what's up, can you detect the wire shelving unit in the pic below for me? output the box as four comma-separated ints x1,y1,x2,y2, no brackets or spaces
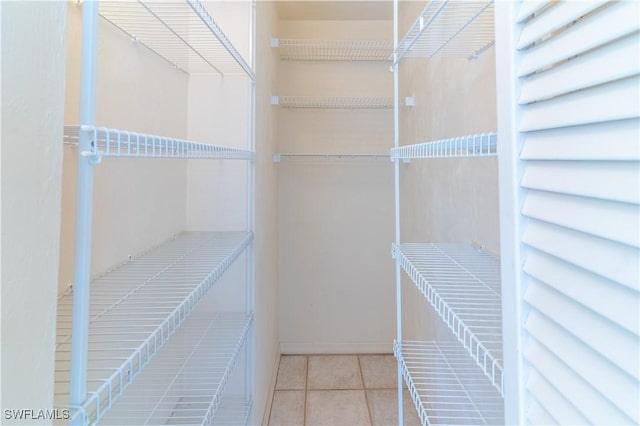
64,125,254,160
97,0,254,77
272,38,393,61
271,96,394,110
395,340,504,426
64,0,256,424
273,153,390,162
390,132,496,160
391,1,502,422
55,232,252,424
98,312,253,425
392,0,495,66
393,243,503,393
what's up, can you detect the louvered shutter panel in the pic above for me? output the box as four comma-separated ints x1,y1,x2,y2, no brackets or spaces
495,1,640,424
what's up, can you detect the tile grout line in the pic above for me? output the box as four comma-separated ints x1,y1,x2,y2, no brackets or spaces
267,355,283,426
358,354,375,426
304,355,309,426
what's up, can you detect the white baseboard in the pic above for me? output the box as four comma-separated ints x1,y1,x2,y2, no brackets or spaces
259,348,281,426
280,341,393,355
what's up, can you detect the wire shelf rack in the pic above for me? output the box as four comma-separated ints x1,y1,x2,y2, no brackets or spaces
211,399,252,426
273,38,393,61
395,340,504,425
54,231,253,425
97,0,254,78
273,153,391,162
393,0,495,66
98,312,253,425
271,96,394,110
64,125,254,160
393,243,503,394
390,132,497,161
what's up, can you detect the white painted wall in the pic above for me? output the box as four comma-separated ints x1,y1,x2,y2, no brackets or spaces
58,2,189,293
254,3,281,422
396,1,500,342
277,19,396,354
1,1,66,421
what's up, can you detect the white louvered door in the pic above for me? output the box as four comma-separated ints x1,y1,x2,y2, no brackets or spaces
495,1,639,424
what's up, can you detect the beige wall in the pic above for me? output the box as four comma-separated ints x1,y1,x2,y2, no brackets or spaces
254,2,281,423
1,1,67,420
397,1,500,341
277,19,396,353
58,2,189,293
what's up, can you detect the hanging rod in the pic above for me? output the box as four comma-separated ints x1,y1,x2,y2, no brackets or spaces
273,153,391,162
390,132,497,161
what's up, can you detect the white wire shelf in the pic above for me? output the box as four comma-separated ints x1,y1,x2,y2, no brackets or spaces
54,231,253,425
393,243,503,394
99,312,253,425
273,153,391,162
271,96,394,110
64,125,254,160
97,0,254,78
393,0,495,66
272,38,393,61
211,399,252,426
395,340,504,426
390,132,497,161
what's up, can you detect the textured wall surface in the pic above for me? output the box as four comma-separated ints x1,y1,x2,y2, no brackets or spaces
1,1,67,420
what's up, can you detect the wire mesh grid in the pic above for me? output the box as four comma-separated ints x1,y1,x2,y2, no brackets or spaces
97,0,253,77
274,96,394,109
273,153,391,162
276,39,393,61
64,125,254,160
54,231,252,424
211,399,252,426
390,133,497,160
394,0,495,65
395,340,504,425
98,312,253,425
393,243,503,394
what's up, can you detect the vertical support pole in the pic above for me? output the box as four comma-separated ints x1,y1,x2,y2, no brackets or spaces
70,0,98,423
245,0,257,419
494,2,524,423
393,0,403,425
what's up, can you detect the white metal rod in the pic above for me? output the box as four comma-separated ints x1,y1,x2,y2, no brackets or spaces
245,0,256,414
393,0,403,424
70,0,98,420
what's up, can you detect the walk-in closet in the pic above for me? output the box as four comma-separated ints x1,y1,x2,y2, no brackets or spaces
2,1,639,425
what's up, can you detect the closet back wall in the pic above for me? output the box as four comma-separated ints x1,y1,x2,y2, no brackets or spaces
59,2,189,292
277,19,395,353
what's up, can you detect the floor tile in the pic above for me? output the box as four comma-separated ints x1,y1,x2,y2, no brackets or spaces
307,355,363,389
276,355,307,390
366,389,421,426
268,391,305,426
306,390,371,426
359,354,397,389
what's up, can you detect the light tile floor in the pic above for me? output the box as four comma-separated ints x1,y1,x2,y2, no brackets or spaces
268,354,421,426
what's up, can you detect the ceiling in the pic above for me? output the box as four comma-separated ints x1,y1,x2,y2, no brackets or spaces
275,1,393,21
